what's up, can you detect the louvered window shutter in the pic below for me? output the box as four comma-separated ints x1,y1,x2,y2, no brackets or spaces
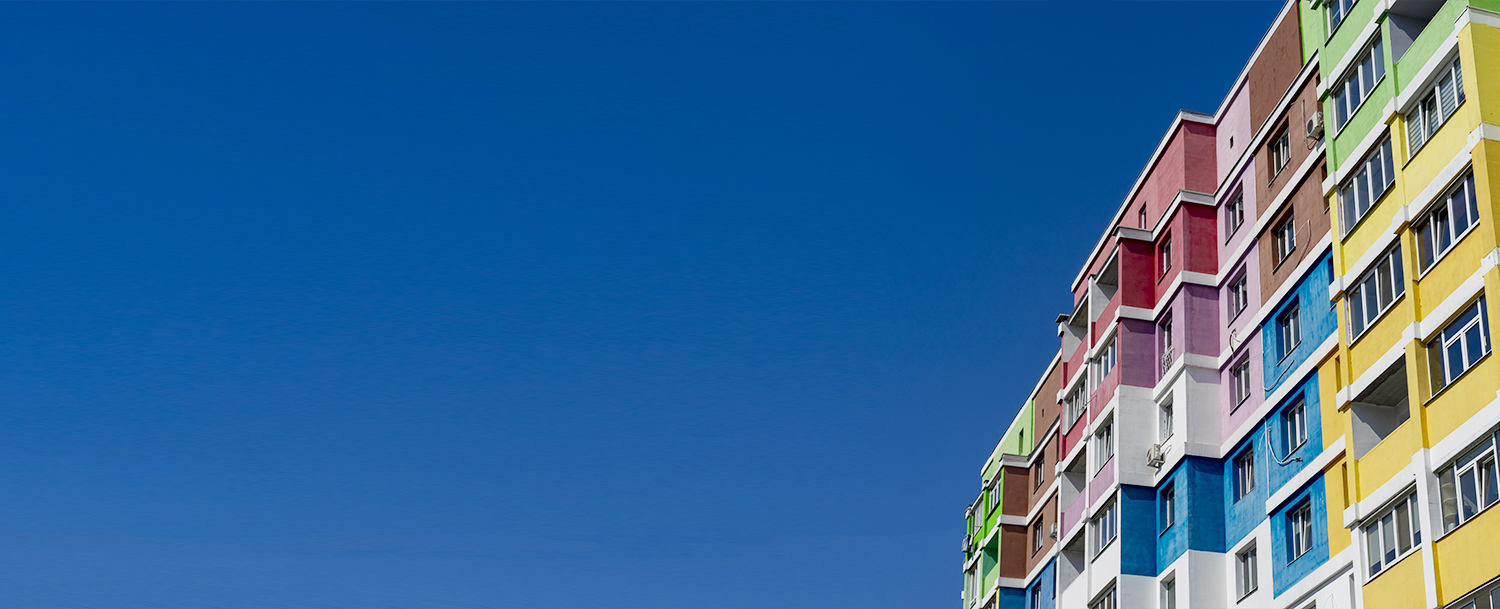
1408,110,1425,155
1439,73,1457,121
1456,61,1466,104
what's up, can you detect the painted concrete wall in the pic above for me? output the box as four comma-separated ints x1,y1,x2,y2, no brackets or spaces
1025,558,1056,609
1217,80,1253,184
1267,372,1324,495
1260,251,1336,395
1269,475,1329,596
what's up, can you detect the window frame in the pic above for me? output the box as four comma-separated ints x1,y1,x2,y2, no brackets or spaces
1271,127,1292,178
1364,492,1422,577
1094,419,1114,473
1439,429,1500,533
1234,448,1256,501
1228,272,1250,321
1032,518,1044,553
1415,172,1479,277
1231,358,1252,408
1427,296,1492,396
1273,215,1298,265
1338,136,1395,236
1235,543,1259,601
1160,400,1174,442
1160,483,1175,533
1226,191,1245,238
1347,243,1406,342
1326,0,1355,37
1288,500,1314,561
1283,398,1308,454
1090,498,1118,558
1331,36,1386,134
1277,303,1302,362
1406,57,1465,158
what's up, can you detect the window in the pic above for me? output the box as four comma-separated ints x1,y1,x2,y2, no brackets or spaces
1140,207,1147,229
1277,304,1301,361
1229,273,1249,320
987,480,999,515
1033,461,1043,490
1160,483,1175,532
1331,37,1386,131
1161,238,1173,275
1284,399,1308,453
1090,499,1118,557
1438,429,1500,532
1364,492,1421,576
1089,585,1117,609
1338,137,1395,234
1415,173,1479,272
1407,58,1465,155
1327,0,1354,33
1235,544,1259,600
966,567,980,607
1032,519,1043,553
1030,585,1041,609
1232,358,1252,407
1160,401,1174,441
1093,336,1118,386
1347,244,1405,339
1289,501,1314,560
1094,421,1114,472
1226,192,1245,236
1064,382,1088,428
1271,128,1291,176
1161,317,1175,374
1234,448,1256,501
1274,215,1297,264
1427,297,1491,393
1161,577,1177,609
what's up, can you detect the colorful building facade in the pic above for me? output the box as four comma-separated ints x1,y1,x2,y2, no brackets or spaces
962,1,1500,607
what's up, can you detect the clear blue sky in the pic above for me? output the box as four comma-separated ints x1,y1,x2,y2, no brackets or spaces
0,2,1282,607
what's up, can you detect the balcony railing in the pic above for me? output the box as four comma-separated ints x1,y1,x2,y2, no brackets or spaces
1160,346,1177,377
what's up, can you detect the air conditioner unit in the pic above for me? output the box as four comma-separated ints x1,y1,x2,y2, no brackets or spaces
1146,443,1165,468
1048,522,1058,539
1306,111,1325,141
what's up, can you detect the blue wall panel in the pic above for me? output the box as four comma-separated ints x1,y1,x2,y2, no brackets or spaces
1261,252,1336,395
998,586,1026,609
1186,456,1227,554
1266,372,1324,495
1270,475,1329,595
1121,484,1158,576
1027,558,1056,609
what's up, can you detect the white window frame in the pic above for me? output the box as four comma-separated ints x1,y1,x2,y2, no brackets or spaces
1347,243,1405,341
1274,215,1297,264
1226,191,1245,237
1406,57,1465,156
1160,400,1174,442
1232,358,1252,407
1234,448,1256,501
1271,127,1291,177
1094,419,1114,473
1338,137,1395,236
1428,296,1491,393
1289,500,1313,560
1161,237,1173,276
1235,543,1259,600
1364,492,1421,577
1326,0,1355,35
1229,272,1249,321
1331,36,1386,133
1439,429,1500,532
1416,173,1479,275
1090,498,1118,558
1089,584,1117,609
1277,304,1301,362
1161,575,1177,609
1160,483,1175,532
1284,398,1307,454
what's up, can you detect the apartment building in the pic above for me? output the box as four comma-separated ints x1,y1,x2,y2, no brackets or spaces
957,1,1500,607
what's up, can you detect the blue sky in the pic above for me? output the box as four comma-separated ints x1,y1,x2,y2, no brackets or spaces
0,2,1283,607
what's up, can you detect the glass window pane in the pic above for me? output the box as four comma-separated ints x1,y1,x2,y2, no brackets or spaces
1441,468,1459,530
1449,340,1466,382
1453,188,1472,234
1381,513,1397,563
1367,525,1383,575
1374,40,1386,80
1395,501,1412,554
1410,495,1422,543
1382,139,1395,187
1419,221,1435,268
1483,456,1498,509
1468,323,1487,371
1462,468,1480,520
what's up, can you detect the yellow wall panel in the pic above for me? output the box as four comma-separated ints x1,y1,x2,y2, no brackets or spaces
1363,550,1428,609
